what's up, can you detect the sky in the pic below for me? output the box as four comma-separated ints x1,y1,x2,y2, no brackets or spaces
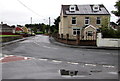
0,0,118,26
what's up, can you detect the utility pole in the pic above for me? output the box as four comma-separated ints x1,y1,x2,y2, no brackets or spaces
31,17,32,24
49,17,51,26
48,17,51,33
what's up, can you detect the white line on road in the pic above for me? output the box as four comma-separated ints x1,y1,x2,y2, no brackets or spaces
103,65,115,68
107,72,118,75
67,62,79,65
52,60,62,63
39,58,48,61
85,63,96,67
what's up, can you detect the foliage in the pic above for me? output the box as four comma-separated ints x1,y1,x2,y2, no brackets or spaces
0,35,20,37
111,0,120,25
24,16,60,35
49,16,60,34
25,23,49,34
100,27,120,38
54,16,60,31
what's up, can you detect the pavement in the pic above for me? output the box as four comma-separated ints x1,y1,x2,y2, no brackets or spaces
1,38,27,47
49,36,120,50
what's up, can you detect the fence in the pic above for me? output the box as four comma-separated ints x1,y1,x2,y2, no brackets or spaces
52,33,96,46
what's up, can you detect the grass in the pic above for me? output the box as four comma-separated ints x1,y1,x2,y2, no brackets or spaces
0,35,21,37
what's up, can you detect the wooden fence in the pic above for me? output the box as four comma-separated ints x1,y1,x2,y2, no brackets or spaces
52,33,96,46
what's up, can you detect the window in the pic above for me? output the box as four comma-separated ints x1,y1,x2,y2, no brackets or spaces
87,31,93,36
93,5,100,12
85,17,90,25
69,5,76,12
72,17,76,25
96,17,101,25
73,28,80,35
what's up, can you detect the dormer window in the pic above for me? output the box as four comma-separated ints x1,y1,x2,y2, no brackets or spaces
69,5,76,12
93,5,99,12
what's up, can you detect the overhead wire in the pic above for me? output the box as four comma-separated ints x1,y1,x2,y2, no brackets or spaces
17,0,42,17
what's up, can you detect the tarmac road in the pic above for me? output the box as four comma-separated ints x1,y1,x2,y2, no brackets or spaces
1,35,118,79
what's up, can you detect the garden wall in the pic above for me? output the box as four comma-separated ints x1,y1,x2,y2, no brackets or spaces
97,33,120,47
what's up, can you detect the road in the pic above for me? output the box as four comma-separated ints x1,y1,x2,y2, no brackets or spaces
1,35,118,79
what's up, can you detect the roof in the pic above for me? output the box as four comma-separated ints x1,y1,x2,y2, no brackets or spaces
61,4,110,15
15,27,23,31
0,24,13,29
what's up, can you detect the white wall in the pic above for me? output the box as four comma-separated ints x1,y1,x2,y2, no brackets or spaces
97,33,120,47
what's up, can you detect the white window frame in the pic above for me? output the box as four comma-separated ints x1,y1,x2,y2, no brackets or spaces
96,17,101,25
93,5,100,12
69,5,76,12
87,31,93,36
84,17,90,25
72,28,80,36
72,17,77,25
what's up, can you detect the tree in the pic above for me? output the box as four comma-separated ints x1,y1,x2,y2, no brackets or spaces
112,0,120,25
54,16,60,33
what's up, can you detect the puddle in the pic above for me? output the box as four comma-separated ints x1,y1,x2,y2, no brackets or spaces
59,69,91,77
59,69,78,76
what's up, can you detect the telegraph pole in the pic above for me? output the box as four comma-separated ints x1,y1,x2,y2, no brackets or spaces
31,17,32,24
48,17,51,33
49,17,51,26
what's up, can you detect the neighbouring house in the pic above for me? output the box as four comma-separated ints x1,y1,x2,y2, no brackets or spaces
59,4,110,40
21,27,29,33
110,22,119,30
15,27,23,34
0,22,15,35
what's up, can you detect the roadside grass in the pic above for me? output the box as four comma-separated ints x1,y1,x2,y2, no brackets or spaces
0,35,21,37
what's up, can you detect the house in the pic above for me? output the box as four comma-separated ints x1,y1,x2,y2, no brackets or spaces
110,22,119,30
0,22,15,35
59,4,110,40
21,27,29,33
15,27,23,34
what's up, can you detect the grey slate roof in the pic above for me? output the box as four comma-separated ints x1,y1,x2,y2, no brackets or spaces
62,4,110,15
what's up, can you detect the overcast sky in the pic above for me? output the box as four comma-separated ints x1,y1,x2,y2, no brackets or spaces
0,0,118,26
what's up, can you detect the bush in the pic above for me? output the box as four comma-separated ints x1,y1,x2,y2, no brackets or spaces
35,32,43,34
100,27,120,38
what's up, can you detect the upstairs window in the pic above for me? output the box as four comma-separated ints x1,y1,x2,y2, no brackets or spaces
85,17,90,25
96,17,101,25
69,5,76,12
72,17,76,25
93,5,100,12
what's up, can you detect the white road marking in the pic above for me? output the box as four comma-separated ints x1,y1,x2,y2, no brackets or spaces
108,72,118,75
9,55,14,56
67,62,79,65
85,64,96,67
52,60,62,63
103,65,115,68
24,57,28,60
0,57,4,60
39,58,48,61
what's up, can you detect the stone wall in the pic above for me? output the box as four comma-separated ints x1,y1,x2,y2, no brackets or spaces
97,33,120,47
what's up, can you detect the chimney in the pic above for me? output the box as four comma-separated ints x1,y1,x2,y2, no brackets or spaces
1,22,3,25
